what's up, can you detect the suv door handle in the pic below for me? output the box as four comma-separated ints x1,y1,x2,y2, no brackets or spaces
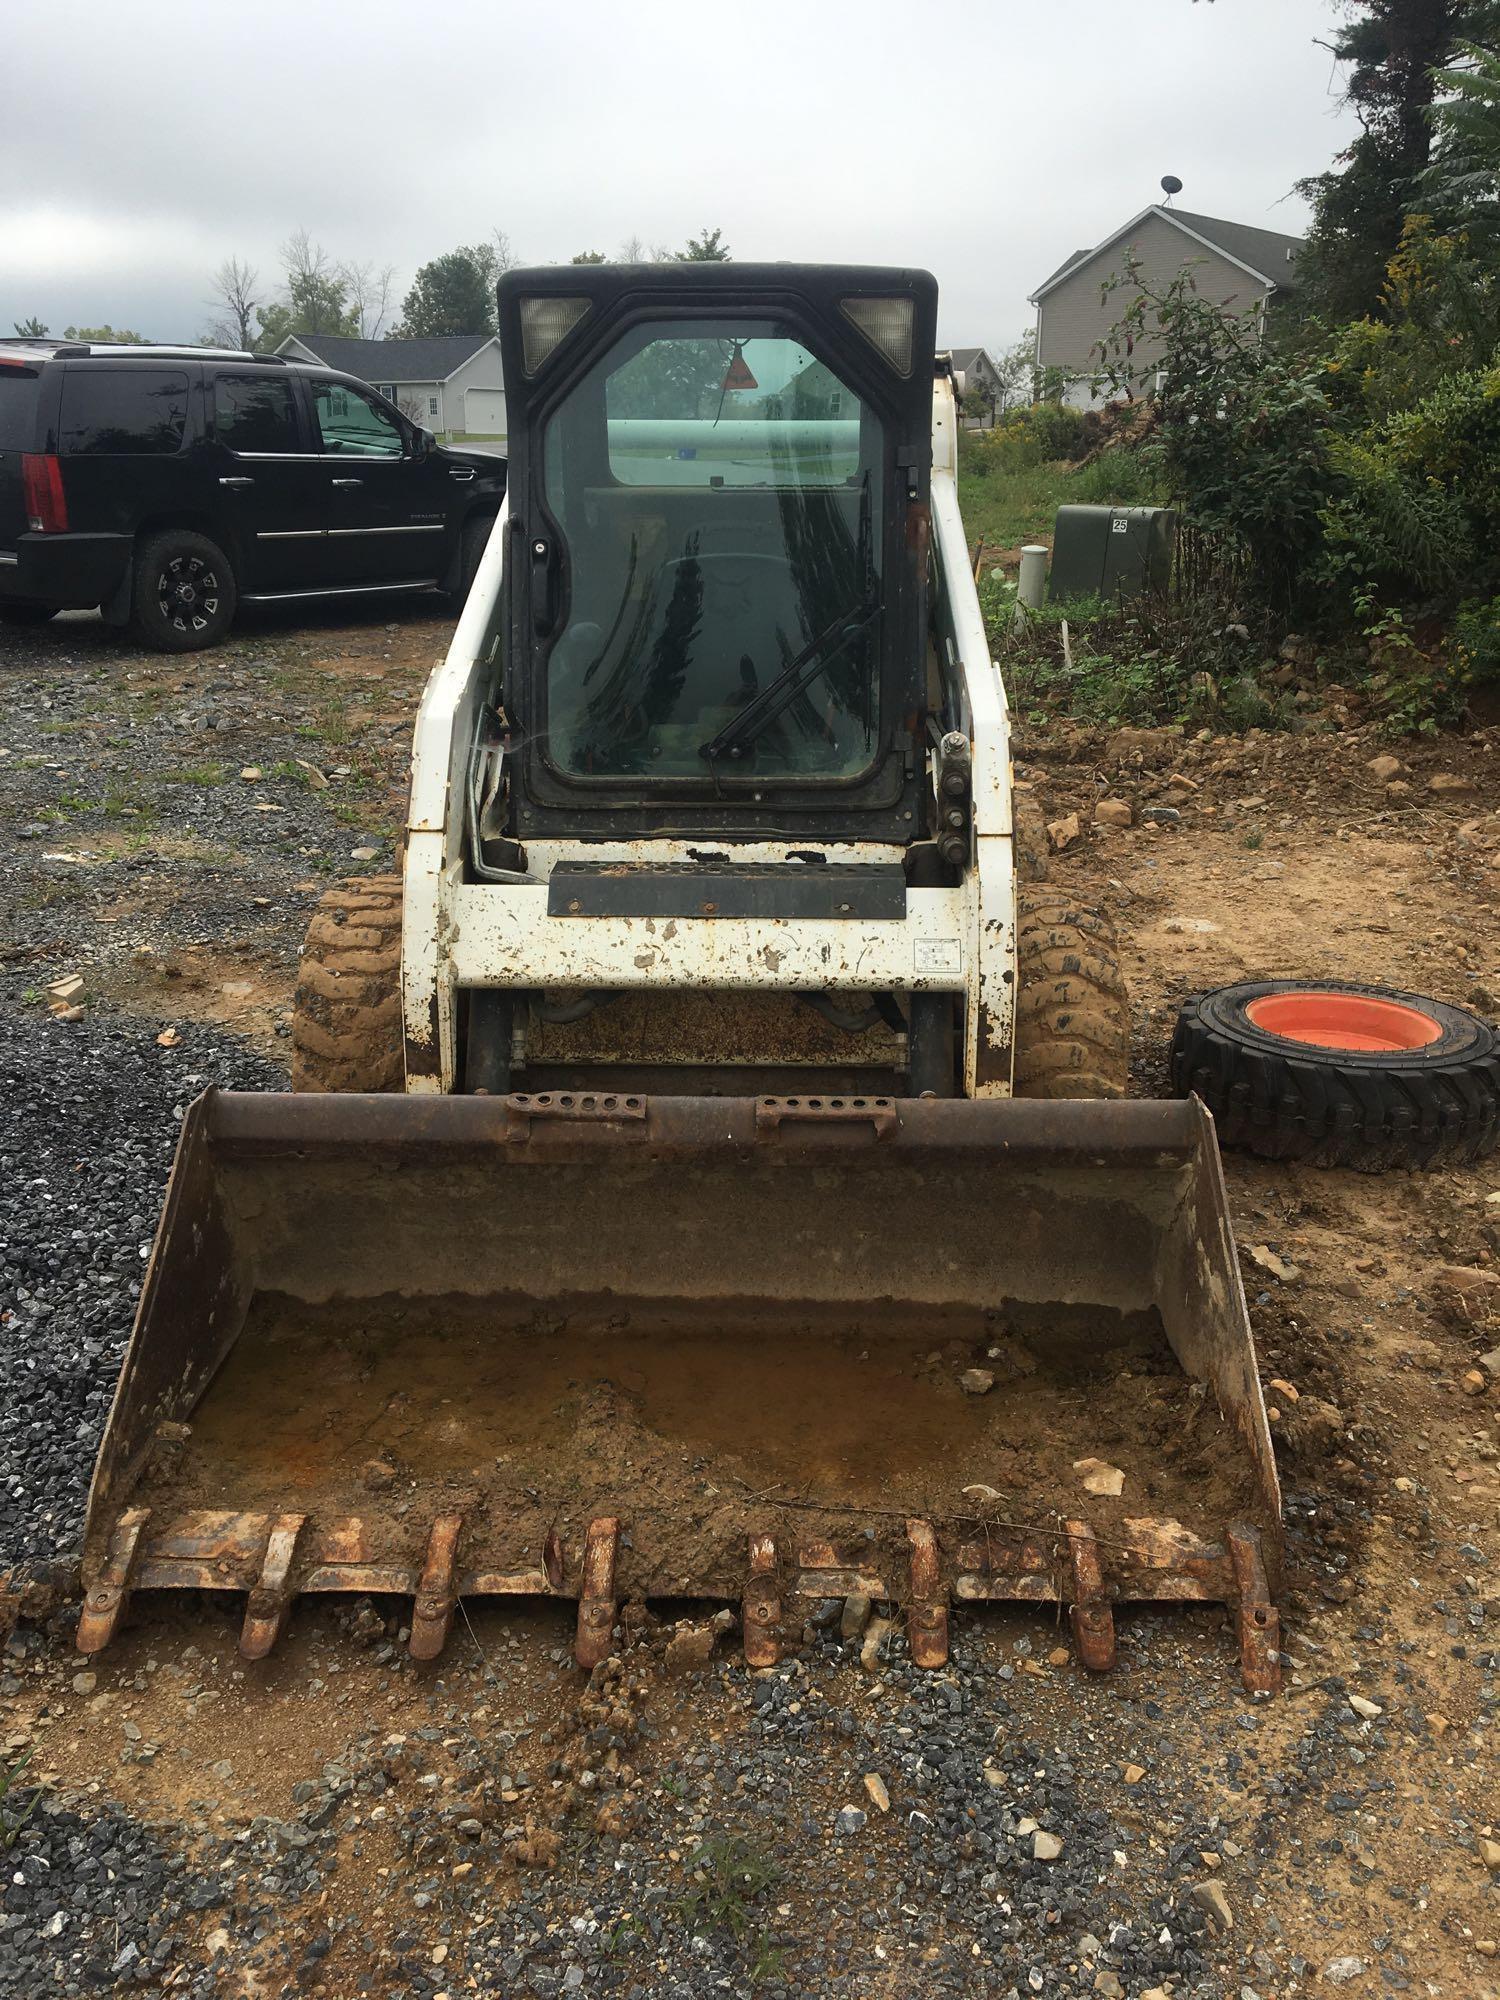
330,477,363,488
448,467,476,482
219,476,255,488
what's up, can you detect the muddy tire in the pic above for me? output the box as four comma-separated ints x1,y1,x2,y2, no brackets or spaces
291,876,405,1093
1012,790,1050,884
1170,979,1500,1170
1012,891,1130,1099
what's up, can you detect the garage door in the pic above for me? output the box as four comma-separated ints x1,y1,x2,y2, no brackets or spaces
464,388,507,437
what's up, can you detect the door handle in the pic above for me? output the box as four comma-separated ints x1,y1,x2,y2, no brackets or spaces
330,477,363,489
219,476,255,488
448,467,476,482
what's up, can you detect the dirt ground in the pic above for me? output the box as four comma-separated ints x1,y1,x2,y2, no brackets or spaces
2,607,1498,1997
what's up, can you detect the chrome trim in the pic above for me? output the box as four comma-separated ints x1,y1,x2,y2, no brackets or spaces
239,580,436,603
0,552,18,567
219,476,255,488
256,529,324,541
327,524,443,536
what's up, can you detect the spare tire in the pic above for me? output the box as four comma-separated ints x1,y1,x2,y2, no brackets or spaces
1170,979,1500,1170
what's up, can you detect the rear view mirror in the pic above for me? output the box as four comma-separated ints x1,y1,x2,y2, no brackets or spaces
412,426,437,458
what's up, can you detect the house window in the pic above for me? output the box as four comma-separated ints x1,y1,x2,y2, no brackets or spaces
429,396,439,417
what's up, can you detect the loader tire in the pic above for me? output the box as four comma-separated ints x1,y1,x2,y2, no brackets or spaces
1012,891,1130,1099
1012,790,1050,883
1170,979,1500,1171
291,876,405,1093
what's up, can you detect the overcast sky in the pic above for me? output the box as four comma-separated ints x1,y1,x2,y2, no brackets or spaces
4,0,1355,351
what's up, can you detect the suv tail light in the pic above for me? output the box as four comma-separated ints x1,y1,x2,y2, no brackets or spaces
22,453,68,533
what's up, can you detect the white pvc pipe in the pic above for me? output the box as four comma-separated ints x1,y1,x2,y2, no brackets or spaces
1016,545,1048,630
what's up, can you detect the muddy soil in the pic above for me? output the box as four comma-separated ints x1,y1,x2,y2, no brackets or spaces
2,614,1498,1998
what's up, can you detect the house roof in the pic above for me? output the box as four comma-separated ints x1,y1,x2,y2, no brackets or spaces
1029,206,1304,304
949,346,998,374
277,333,497,382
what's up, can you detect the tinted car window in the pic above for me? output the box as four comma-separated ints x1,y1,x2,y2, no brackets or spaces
215,373,301,453
0,367,40,451
59,368,189,456
312,381,404,457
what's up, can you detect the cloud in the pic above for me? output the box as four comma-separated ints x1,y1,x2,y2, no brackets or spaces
2,0,1354,346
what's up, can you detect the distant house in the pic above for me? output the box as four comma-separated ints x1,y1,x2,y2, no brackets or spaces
1029,206,1304,408
275,332,506,437
949,347,1006,422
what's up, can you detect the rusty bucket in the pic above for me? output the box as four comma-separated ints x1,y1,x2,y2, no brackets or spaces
79,1090,1280,1689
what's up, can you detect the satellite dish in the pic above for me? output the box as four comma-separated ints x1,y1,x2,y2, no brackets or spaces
1160,175,1183,200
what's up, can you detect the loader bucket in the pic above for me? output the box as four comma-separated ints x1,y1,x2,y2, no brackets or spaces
80,1091,1282,1691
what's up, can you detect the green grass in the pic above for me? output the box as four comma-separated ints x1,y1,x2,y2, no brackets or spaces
672,1835,780,1943
956,453,1164,554
160,762,229,786
1,1750,42,1849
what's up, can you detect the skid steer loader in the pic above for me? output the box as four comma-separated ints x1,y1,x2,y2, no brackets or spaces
77,265,1281,1690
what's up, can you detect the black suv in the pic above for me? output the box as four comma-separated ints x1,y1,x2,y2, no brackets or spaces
0,340,506,650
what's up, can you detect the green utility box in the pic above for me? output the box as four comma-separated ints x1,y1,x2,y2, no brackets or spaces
1049,504,1177,604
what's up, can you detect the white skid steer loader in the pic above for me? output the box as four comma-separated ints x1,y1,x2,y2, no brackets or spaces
76,265,1282,1692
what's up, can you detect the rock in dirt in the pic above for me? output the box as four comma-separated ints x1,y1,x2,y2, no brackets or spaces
1033,1830,1064,1862
840,1595,872,1640
860,1616,892,1670
1048,813,1082,853
362,1458,397,1493
1123,1763,1146,1785
863,1773,890,1814
1429,771,1475,793
961,1367,995,1395
1323,1957,1366,1984
1073,1457,1125,1498
1189,1880,1233,1930
1480,1345,1500,1380
1250,1243,1300,1283
1349,1695,1383,1719
1462,1369,1487,1395
1093,1975,1124,1999
1366,753,1403,782
835,1805,867,1835
1093,797,1132,828
1479,1836,1500,1872
663,1623,717,1675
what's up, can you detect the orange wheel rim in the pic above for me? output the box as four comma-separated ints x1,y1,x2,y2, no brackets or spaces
1245,991,1442,1053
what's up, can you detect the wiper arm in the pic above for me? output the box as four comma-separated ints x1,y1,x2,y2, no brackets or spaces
698,600,881,763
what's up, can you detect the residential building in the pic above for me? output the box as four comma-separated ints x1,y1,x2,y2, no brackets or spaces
1029,207,1304,407
275,332,506,438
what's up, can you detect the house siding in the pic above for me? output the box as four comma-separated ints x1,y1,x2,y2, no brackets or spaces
1036,212,1270,407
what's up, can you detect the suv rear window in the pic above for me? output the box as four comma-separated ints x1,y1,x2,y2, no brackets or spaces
0,368,40,452
215,373,301,454
59,368,190,456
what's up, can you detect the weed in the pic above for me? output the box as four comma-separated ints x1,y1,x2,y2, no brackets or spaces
1,1749,42,1849
1243,829,1264,850
160,763,228,786
672,1835,780,1944
27,873,89,910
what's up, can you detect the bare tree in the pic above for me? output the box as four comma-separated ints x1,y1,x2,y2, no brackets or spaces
203,257,260,349
344,259,398,339
490,228,520,275
618,233,646,263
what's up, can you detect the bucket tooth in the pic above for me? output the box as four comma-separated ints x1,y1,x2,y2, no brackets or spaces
743,1535,782,1668
1227,1524,1281,1695
1066,1522,1117,1673
238,1513,307,1660
905,1518,949,1668
575,1517,619,1670
409,1513,464,1661
76,1507,149,1655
